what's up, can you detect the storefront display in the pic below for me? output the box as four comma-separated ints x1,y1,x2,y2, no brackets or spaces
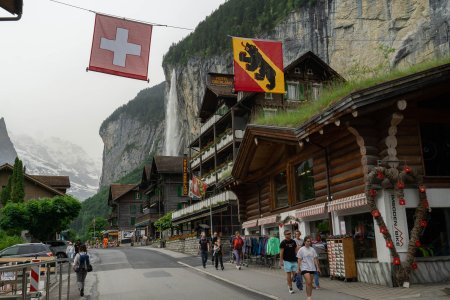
327,237,357,281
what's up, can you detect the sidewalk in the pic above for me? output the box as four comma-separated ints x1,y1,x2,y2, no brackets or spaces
142,246,450,300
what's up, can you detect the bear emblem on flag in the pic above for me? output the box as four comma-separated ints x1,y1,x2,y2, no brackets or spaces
239,42,276,90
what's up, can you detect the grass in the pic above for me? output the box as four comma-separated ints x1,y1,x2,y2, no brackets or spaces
254,56,450,128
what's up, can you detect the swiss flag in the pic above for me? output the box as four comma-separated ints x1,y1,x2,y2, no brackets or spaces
88,14,152,81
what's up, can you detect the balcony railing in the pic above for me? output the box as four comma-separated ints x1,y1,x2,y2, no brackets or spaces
201,114,221,135
172,190,237,220
216,131,233,152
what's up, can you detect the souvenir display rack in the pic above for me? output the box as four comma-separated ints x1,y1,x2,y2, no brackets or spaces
327,237,357,281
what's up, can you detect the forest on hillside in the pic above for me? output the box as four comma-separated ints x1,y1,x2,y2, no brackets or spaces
163,0,313,66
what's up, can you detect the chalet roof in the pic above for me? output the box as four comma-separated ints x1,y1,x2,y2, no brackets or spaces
0,163,66,196
294,62,450,142
284,51,344,81
109,184,137,202
199,73,236,121
233,62,450,181
232,126,297,181
29,175,70,188
154,156,184,174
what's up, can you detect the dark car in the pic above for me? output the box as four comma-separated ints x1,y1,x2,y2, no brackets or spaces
0,243,53,258
44,240,68,259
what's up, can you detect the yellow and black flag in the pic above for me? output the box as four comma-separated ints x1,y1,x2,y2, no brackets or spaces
232,37,285,94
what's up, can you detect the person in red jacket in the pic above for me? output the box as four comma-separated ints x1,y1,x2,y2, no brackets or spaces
232,231,244,270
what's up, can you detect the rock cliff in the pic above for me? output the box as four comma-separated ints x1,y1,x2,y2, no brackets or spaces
99,83,165,187
163,0,450,150
100,0,449,185
0,118,17,165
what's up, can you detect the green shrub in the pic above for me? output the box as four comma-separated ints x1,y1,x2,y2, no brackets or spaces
0,231,24,250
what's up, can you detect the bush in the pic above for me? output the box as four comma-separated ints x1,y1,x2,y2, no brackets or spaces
0,231,24,250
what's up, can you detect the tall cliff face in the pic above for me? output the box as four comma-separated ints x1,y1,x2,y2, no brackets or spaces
163,0,450,148
0,118,17,165
99,83,165,187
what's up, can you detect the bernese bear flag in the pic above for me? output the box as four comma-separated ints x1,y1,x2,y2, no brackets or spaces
232,37,284,94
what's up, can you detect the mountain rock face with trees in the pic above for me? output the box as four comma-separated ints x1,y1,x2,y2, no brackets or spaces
98,0,450,186
162,0,450,154
0,118,17,165
99,82,165,187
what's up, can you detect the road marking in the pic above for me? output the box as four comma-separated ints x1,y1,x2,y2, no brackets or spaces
177,261,280,300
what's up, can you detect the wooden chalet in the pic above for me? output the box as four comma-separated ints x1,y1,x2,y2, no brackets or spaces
232,62,450,286
107,183,146,240
0,163,68,206
139,156,189,238
172,52,343,237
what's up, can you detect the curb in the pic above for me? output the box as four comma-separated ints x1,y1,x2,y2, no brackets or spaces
177,261,280,300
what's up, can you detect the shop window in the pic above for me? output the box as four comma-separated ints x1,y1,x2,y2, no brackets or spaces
406,208,450,257
294,159,315,203
273,170,288,208
344,213,376,259
420,123,450,176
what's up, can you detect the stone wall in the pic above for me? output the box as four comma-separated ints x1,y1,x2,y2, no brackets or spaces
166,236,232,257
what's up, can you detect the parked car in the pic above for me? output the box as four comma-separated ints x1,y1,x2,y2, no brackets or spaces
0,243,53,258
44,240,68,259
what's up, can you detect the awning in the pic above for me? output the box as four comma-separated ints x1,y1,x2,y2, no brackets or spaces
242,219,258,228
172,206,228,225
295,203,327,218
328,193,367,212
258,215,279,226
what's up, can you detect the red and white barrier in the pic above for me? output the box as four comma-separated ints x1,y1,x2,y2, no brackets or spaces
29,259,40,292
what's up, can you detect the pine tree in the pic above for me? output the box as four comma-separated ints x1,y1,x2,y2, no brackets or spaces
10,157,25,203
0,176,12,206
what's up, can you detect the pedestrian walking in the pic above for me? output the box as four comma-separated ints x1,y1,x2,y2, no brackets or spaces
74,240,81,254
211,232,218,265
66,242,75,262
279,229,298,294
213,237,224,270
297,236,321,300
232,231,244,270
293,230,304,288
198,232,210,268
73,244,91,297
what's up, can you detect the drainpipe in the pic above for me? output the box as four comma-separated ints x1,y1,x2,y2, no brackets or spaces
309,141,334,235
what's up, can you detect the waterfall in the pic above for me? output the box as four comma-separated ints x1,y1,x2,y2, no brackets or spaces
164,70,180,156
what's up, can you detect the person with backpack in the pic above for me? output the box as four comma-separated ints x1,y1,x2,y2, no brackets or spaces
232,231,244,270
73,244,91,297
213,237,224,270
198,232,210,268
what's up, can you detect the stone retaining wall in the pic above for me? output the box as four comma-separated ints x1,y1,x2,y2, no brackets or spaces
166,236,232,257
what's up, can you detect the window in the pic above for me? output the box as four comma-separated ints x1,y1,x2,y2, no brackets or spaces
311,83,322,100
130,217,136,226
294,159,315,203
273,170,288,208
130,205,137,214
420,123,450,176
406,208,450,257
264,92,273,99
135,192,142,200
262,107,277,118
286,82,304,101
344,213,376,259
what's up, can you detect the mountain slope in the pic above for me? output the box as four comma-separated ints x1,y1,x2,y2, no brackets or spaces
0,118,18,165
10,133,101,200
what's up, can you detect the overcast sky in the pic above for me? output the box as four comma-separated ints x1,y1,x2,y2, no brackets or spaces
0,0,226,160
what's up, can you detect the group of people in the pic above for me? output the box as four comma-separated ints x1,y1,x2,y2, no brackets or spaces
199,230,320,300
280,229,320,300
65,240,92,297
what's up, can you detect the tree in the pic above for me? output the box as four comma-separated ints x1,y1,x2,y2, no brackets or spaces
0,202,29,235
11,158,25,203
88,217,108,240
0,176,12,206
0,195,82,241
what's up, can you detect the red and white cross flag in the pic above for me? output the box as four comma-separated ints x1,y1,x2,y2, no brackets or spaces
88,14,152,81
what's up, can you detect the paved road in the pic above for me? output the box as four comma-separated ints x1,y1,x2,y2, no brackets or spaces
52,247,269,299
